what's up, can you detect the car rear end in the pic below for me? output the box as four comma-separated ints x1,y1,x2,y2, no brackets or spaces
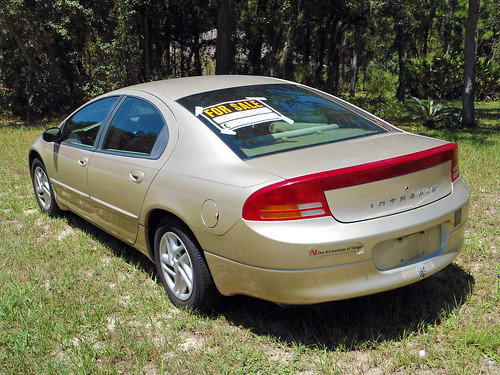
200,135,469,304
174,79,470,305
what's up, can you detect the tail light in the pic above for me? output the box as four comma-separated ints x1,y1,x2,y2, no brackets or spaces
320,143,460,190
451,146,460,182
242,178,331,221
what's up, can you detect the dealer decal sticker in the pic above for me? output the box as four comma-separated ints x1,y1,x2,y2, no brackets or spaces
195,98,294,134
308,242,364,259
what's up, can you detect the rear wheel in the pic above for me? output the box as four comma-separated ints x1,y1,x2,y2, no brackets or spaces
154,218,221,310
30,158,61,217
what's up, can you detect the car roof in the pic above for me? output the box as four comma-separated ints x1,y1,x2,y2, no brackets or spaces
111,75,291,101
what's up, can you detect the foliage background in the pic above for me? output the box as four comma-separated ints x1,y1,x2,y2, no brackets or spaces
0,0,499,118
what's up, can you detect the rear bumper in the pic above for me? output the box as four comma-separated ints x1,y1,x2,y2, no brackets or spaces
205,246,463,305
197,178,470,304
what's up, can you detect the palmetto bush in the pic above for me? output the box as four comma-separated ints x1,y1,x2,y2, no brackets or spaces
404,97,461,128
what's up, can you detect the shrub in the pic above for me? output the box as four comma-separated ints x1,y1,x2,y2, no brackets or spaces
476,57,500,100
404,97,461,128
407,53,464,100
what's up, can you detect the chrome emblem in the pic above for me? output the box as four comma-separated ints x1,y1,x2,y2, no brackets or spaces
370,185,437,208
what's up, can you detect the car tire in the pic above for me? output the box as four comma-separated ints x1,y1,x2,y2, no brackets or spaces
154,218,221,310
30,158,61,217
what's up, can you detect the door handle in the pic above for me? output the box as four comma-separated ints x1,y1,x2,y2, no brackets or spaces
78,157,89,167
130,169,145,183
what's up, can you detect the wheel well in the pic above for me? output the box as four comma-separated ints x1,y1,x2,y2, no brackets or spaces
29,151,42,170
146,209,202,260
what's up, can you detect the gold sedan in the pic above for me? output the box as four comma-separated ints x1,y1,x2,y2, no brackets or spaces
29,76,470,310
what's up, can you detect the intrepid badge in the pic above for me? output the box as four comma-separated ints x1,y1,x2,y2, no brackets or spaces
370,185,437,208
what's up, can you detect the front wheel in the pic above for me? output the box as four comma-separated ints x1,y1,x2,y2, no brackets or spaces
153,218,221,310
30,158,61,217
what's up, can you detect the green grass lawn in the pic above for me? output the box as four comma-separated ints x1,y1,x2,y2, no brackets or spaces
0,103,498,374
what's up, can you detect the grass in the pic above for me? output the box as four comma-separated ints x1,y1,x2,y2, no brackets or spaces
0,102,499,374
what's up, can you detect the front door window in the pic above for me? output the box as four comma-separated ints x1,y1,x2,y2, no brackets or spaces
62,97,120,147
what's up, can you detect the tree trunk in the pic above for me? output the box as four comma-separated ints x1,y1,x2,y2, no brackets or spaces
325,16,342,94
125,59,140,84
326,31,341,94
350,22,363,97
462,0,480,128
216,0,233,75
442,0,456,54
193,41,202,76
421,1,437,57
314,25,327,86
180,43,185,77
143,12,151,82
279,4,303,80
278,22,294,79
339,31,347,88
4,16,39,74
395,21,407,102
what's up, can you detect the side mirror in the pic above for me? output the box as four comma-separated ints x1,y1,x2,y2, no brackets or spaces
42,127,62,143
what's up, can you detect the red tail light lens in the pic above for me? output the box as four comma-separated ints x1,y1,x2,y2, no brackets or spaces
451,146,460,182
242,178,331,221
320,143,460,190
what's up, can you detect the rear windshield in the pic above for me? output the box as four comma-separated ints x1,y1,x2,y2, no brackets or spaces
177,84,388,159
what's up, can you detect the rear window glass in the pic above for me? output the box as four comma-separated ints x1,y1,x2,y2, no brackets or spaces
177,84,388,159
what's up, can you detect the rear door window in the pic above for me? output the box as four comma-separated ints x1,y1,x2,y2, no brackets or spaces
102,97,168,158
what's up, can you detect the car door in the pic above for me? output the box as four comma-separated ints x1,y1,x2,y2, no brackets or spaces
49,96,120,217
87,95,170,244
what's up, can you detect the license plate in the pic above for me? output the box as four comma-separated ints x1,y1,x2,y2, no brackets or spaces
372,226,441,270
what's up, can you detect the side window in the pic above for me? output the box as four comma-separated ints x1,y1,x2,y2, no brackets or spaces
102,97,167,156
62,97,119,147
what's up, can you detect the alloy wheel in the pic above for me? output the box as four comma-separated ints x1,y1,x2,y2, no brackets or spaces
34,166,52,211
159,231,194,301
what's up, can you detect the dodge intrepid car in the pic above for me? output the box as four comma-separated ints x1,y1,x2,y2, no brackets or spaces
29,75,470,309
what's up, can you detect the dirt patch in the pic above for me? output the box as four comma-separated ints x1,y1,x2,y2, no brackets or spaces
179,331,204,352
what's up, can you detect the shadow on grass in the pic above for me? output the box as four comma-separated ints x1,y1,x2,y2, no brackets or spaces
64,212,157,274
214,264,474,350
476,104,500,125
64,212,475,352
